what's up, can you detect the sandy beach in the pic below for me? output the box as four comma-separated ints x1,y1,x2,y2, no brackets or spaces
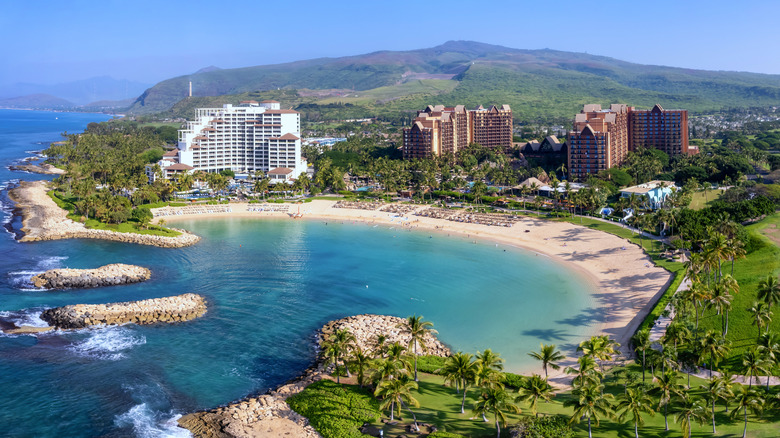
155,200,672,385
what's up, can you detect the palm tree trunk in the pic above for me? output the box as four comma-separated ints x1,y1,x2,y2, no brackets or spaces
712,400,716,433
390,401,394,421
635,420,639,438
461,384,467,413
588,416,592,438
495,414,501,438
400,399,419,431
413,341,419,381
642,351,646,383
743,406,748,438
664,404,669,430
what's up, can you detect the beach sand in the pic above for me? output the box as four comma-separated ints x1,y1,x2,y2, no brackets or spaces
156,200,672,386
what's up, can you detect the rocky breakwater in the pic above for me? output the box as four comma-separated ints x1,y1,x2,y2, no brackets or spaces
178,314,451,438
40,293,207,329
31,263,151,289
320,314,451,357
8,180,200,248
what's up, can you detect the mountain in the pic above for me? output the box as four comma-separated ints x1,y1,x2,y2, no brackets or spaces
0,76,151,106
0,93,75,109
128,41,780,119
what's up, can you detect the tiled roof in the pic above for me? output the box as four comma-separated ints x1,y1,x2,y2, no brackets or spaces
267,167,293,175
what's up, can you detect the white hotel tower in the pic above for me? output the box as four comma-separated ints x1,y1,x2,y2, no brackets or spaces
175,100,307,180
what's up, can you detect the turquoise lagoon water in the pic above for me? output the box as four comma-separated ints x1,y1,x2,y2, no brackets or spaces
0,110,599,437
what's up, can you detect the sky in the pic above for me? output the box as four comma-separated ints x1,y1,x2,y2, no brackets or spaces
1,0,779,88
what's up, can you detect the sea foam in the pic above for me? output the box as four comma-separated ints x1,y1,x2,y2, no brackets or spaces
68,326,146,361
7,255,68,290
115,403,191,438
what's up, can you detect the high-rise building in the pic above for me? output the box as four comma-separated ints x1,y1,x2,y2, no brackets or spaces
629,104,691,156
567,103,690,181
169,100,307,179
402,104,512,159
568,104,631,180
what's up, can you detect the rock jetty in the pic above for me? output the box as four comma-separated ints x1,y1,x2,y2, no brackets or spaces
177,314,450,437
9,180,200,248
320,314,451,357
40,293,207,329
9,163,65,175
31,263,151,289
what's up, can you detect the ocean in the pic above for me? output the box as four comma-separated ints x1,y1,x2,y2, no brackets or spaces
0,109,597,437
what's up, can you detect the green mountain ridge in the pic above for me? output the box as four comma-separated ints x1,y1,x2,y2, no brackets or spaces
129,40,780,120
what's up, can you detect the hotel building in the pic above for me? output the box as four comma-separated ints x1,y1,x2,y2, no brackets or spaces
402,104,512,159
154,100,307,181
567,103,690,181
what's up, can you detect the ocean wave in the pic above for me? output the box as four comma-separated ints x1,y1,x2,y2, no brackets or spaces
0,178,20,230
0,308,49,328
115,403,191,438
68,326,146,361
7,255,68,289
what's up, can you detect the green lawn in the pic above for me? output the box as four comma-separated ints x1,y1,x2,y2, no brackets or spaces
688,189,724,210
306,367,780,438
697,213,780,367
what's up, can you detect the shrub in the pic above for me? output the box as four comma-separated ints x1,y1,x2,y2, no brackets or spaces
287,380,380,438
510,415,574,438
501,372,525,389
428,432,467,438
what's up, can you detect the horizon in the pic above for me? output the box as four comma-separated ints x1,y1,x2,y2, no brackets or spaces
2,0,779,91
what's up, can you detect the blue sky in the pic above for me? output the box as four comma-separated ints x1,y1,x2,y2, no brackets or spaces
1,0,778,86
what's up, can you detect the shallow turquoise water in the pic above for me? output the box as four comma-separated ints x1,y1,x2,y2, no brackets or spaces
0,110,598,437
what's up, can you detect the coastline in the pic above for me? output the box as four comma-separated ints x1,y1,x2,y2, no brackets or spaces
156,200,672,384
8,180,200,248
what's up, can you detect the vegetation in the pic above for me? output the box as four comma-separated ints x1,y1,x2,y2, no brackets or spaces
286,380,380,438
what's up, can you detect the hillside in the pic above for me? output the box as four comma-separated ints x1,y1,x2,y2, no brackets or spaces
0,93,75,109
0,76,150,106
129,41,780,120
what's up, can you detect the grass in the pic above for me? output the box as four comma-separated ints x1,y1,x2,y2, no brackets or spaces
688,189,724,210
696,213,780,367
321,366,780,438
48,191,180,237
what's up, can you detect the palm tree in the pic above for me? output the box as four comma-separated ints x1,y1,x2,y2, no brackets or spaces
699,329,730,378
564,381,614,438
729,386,764,438
689,281,710,330
371,358,406,384
350,347,374,388
566,355,603,387
719,274,740,336
322,328,356,384
716,371,736,413
374,376,420,423
709,280,734,337
757,275,780,309
615,386,655,438
398,315,436,381
439,352,477,414
741,348,772,388
631,328,651,383
651,370,684,431
674,393,708,438
473,387,520,438
700,376,727,433
578,335,620,372
757,331,780,385
528,344,565,381
747,301,772,338
516,374,554,417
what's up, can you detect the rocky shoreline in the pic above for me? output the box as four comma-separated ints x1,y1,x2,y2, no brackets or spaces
40,293,207,329
9,163,65,175
31,263,151,289
8,180,200,248
177,314,451,438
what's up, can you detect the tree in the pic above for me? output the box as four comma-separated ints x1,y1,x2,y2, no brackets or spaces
350,347,374,388
564,381,613,438
439,352,477,413
321,328,356,384
673,394,708,438
700,376,728,433
699,330,730,378
615,386,655,438
651,370,684,431
748,301,772,338
374,376,420,424
741,348,772,388
516,374,554,417
729,386,764,438
631,328,651,383
473,387,520,438
528,344,565,381
565,355,603,388
757,275,780,309
398,315,436,381
577,335,620,372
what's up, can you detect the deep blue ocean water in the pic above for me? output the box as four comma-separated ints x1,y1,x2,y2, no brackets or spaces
0,109,598,437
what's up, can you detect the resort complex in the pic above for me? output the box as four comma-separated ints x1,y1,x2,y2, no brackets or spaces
567,103,691,180
148,100,307,181
402,104,513,159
